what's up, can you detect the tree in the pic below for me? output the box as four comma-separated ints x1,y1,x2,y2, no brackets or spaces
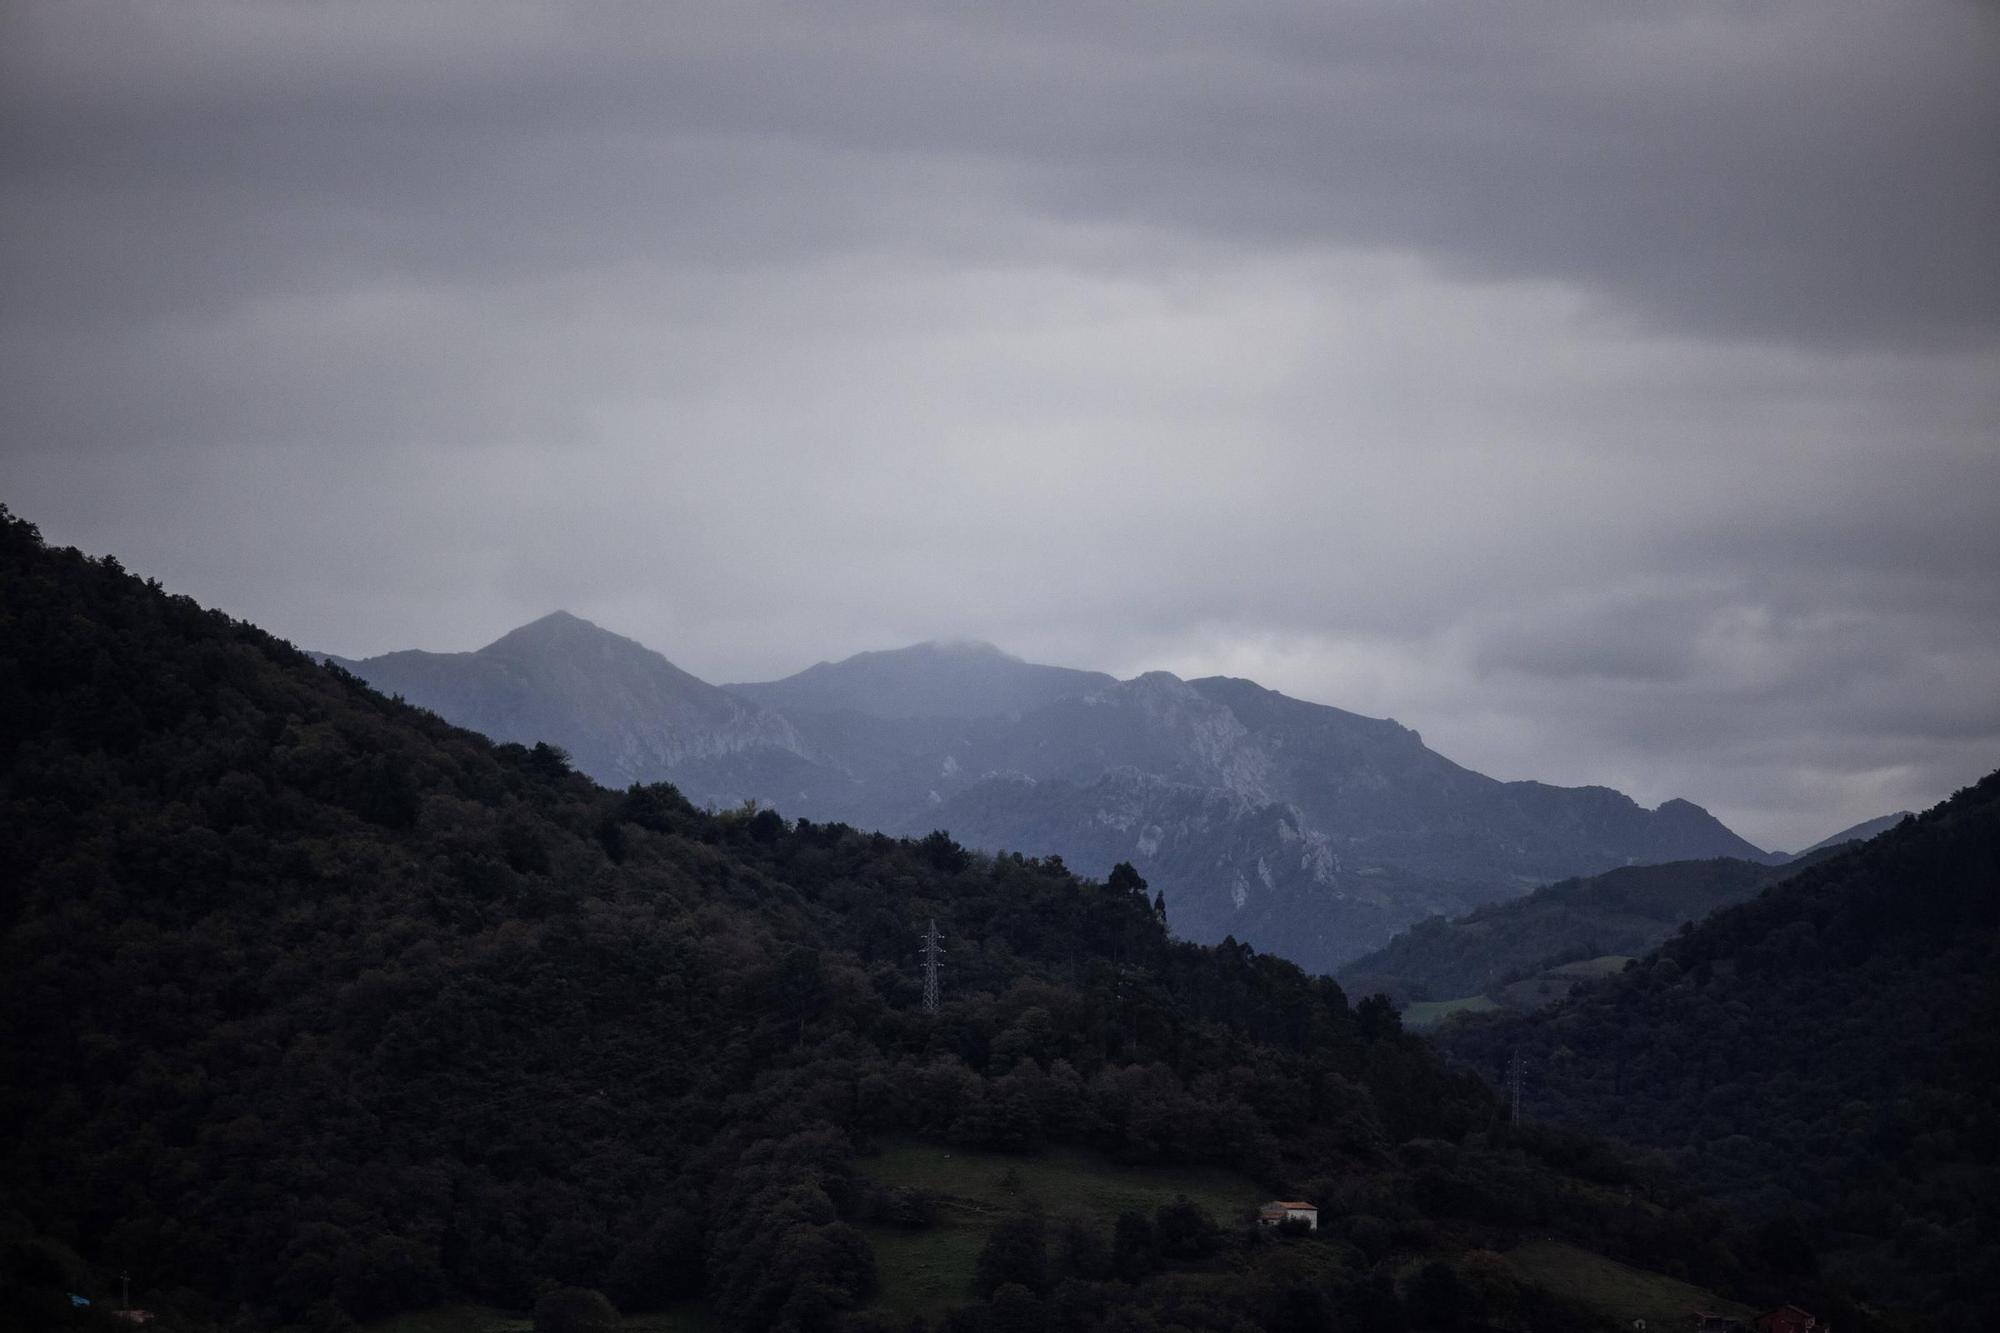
527,742,574,780
974,1213,1049,1298
1108,862,1148,897
1404,1261,1464,1330
533,1286,619,1333
1153,1195,1219,1262
1356,993,1402,1042
1112,1210,1156,1282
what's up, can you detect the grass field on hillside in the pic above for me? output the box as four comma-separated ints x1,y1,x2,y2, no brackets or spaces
363,1146,1261,1329
1403,993,1500,1028
1405,957,1633,1028
1498,955,1636,1011
359,1301,715,1333
857,1140,1264,1318
1498,976,1574,1008
1548,955,1633,979
359,1307,528,1333
1506,1239,1752,1328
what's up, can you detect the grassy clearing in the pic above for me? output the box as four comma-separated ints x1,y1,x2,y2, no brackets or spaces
1548,955,1633,979
1506,1239,1752,1328
1497,955,1636,1011
619,1307,718,1332
857,1139,1263,1317
358,1307,529,1333
862,1222,991,1319
358,1301,715,1333
1402,994,1500,1028
1498,976,1573,1008
363,1146,1255,1329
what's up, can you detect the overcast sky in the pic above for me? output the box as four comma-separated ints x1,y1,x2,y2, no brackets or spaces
5,2,1997,851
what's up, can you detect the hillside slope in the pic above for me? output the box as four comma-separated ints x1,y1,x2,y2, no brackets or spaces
1440,774,2000,1328
1337,857,1799,1006
1788,811,1914,859
0,506,1814,1332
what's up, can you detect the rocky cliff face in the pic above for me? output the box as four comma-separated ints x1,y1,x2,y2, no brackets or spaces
333,616,1772,972
924,766,1513,974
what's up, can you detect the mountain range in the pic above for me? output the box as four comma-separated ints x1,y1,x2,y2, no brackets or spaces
330,612,1776,971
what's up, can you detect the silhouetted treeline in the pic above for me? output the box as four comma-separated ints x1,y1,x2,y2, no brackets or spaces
0,506,1813,1331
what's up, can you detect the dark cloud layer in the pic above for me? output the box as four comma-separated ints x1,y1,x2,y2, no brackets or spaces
4,1,1997,850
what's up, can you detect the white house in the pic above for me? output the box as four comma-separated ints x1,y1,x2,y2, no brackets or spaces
1257,1199,1319,1230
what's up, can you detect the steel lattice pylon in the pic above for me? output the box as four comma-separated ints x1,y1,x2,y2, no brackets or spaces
921,918,945,1013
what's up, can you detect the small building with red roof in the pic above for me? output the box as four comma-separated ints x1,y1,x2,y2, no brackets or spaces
1754,1307,1820,1333
1257,1199,1319,1230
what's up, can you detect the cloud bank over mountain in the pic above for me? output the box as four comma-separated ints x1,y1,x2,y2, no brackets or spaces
5,1,1996,849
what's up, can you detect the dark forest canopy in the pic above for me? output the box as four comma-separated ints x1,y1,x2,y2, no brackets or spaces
0,505,1906,1332
1442,771,2000,1330
1338,857,1806,1008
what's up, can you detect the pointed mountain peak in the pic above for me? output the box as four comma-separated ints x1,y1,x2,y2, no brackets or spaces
467,613,734,698
478,610,651,659
485,609,598,641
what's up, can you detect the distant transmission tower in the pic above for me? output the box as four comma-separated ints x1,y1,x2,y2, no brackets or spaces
1507,1048,1527,1124
921,919,945,1013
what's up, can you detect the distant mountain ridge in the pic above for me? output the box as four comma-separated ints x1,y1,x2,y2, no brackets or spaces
728,639,1114,719
326,611,805,787
332,612,1775,971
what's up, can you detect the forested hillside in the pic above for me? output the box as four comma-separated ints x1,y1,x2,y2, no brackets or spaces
1338,858,1802,1008
0,505,1827,1332
1443,775,2000,1330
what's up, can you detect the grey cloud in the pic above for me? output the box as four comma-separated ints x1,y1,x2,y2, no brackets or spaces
5,2,1996,348
3,0,1996,853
